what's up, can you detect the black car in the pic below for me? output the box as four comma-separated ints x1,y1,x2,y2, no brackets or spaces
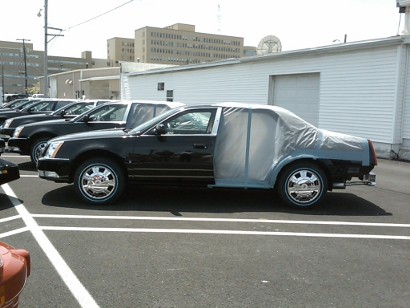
0,138,5,154
0,100,99,139
8,100,184,164
0,98,38,112
0,139,20,185
37,103,377,209
0,99,77,127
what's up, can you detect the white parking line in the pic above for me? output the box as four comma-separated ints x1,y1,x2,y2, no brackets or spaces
31,214,410,228
0,155,30,158
40,226,410,240
2,184,100,308
0,226,29,238
0,215,21,223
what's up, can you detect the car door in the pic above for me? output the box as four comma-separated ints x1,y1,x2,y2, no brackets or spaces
128,107,220,185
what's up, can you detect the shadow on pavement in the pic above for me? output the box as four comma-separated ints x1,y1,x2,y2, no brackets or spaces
40,184,391,217
0,193,16,211
17,161,36,172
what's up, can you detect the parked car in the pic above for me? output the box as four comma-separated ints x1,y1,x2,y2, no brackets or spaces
0,100,98,139
1,139,20,185
0,242,30,307
0,98,38,111
37,103,377,209
0,138,5,154
8,100,184,164
0,99,77,127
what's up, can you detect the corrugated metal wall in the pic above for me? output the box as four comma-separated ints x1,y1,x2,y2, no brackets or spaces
124,43,406,146
402,46,410,140
318,48,398,143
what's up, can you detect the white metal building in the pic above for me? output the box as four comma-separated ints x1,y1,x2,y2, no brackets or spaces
121,35,410,160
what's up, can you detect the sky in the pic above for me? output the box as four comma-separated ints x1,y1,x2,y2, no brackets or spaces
0,0,404,59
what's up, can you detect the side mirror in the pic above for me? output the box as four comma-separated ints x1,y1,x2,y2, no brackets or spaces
60,109,66,117
154,123,167,135
82,114,90,122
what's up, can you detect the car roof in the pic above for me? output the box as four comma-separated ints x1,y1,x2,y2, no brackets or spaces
177,102,312,125
127,100,185,108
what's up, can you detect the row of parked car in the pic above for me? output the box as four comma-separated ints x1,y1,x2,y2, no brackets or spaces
0,97,377,209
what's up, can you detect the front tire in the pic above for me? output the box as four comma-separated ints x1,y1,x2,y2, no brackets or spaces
30,137,50,164
74,158,125,205
277,162,328,209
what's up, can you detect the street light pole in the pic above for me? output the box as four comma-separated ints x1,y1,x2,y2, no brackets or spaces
17,38,30,95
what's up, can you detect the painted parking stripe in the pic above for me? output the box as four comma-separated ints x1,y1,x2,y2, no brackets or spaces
0,215,21,223
32,214,410,228
0,226,29,238
41,226,410,240
2,184,99,308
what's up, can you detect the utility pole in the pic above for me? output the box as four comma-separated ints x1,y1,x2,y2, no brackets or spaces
42,0,63,97
1,66,4,103
17,38,31,95
43,0,48,97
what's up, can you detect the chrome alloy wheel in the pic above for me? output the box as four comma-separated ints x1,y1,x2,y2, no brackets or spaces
285,169,322,205
80,164,117,200
31,139,49,164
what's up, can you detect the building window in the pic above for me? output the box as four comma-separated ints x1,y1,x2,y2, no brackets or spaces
166,90,173,102
157,82,164,91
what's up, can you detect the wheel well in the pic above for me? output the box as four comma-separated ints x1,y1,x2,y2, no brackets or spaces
69,150,128,182
30,133,56,147
275,159,332,191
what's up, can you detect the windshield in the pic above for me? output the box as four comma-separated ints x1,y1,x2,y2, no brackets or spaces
8,99,33,109
128,107,183,134
3,99,29,108
16,100,39,110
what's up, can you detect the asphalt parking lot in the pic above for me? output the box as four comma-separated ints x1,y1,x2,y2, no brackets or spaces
1,153,410,307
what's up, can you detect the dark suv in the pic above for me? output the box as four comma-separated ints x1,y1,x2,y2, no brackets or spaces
8,100,184,164
0,100,100,139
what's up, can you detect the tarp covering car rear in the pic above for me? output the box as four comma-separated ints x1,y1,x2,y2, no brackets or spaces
213,104,370,188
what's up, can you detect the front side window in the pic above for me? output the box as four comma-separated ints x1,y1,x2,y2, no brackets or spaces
29,101,54,112
88,105,127,122
161,110,215,135
65,104,95,115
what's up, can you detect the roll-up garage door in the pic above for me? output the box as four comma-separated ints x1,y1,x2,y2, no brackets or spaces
270,73,320,126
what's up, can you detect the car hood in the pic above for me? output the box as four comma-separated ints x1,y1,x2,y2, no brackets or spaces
20,118,69,127
0,110,21,116
7,113,56,123
51,128,127,143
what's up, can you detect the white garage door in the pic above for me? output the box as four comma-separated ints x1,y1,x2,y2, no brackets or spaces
270,73,320,126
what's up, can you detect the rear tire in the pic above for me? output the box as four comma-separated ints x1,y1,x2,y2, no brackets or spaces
277,162,328,209
74,158,125,205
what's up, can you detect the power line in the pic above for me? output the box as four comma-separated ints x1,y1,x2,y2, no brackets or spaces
65,0,136,31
